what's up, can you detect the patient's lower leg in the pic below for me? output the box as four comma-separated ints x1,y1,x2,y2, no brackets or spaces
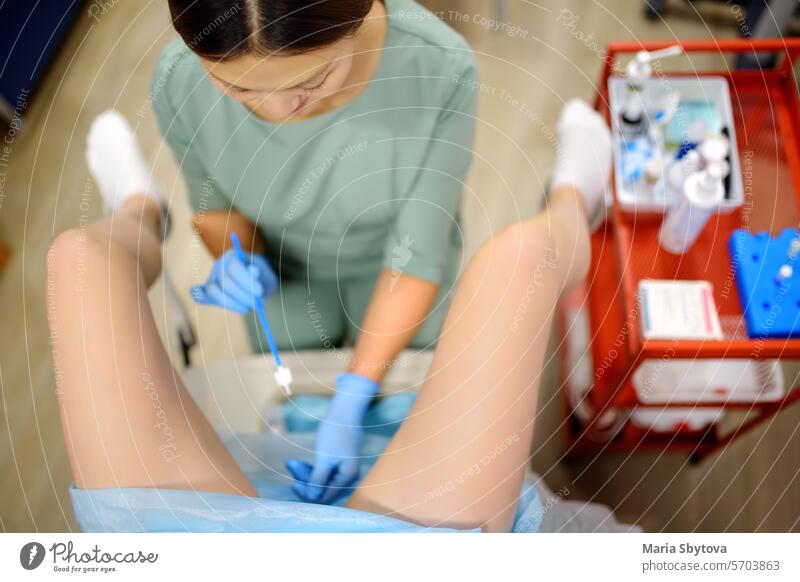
47,115,255,495
349,100,610,531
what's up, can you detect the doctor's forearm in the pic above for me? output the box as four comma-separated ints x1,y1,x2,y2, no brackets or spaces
192,210,265,258
348,269,439,383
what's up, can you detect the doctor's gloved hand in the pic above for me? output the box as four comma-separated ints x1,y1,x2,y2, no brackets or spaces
285,373,379,505
191,249,277,314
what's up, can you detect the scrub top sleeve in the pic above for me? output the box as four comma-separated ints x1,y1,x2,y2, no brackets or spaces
152,68,231,214
382,56,479,285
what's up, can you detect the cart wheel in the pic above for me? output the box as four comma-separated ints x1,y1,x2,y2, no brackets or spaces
644,0,666,21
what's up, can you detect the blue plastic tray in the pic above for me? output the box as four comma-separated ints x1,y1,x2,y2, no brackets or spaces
729,228,800,338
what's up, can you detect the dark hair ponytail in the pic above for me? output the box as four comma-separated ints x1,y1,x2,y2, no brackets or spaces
168,0,374,61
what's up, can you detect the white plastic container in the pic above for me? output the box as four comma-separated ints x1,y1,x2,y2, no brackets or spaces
630,408,724,433
609,76,744,213
632,358,784,404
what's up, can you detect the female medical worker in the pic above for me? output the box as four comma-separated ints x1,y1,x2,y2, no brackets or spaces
152,0,477,503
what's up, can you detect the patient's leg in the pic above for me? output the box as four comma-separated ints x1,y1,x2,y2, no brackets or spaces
48,115,255,496
348,100,610,531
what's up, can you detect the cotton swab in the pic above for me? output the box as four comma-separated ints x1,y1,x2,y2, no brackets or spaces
230,233,293,395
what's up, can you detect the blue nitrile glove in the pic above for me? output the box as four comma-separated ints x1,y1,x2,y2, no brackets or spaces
285,373,379,505
191,249,277,314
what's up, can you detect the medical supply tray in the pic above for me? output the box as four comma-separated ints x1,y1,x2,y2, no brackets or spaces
608,75,745,212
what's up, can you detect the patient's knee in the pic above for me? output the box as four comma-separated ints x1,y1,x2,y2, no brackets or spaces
48,227,124,282
48,228,91,275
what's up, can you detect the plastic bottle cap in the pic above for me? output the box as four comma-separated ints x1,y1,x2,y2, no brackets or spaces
627,52,653,84
699,135,730,163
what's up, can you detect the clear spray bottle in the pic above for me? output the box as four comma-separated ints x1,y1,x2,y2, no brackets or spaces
658,162,725,254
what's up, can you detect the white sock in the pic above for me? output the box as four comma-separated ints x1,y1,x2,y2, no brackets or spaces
86,110,163,212
550,98,612,216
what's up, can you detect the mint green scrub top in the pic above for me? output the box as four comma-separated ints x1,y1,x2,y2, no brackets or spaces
153,0,478,349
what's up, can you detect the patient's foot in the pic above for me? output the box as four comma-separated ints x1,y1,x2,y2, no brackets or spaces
86,110,168,236
550,98,611,218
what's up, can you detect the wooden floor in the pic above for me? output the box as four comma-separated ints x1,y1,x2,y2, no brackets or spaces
0,0,797,531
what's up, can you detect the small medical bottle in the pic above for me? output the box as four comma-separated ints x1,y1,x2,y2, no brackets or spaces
658,163,725,254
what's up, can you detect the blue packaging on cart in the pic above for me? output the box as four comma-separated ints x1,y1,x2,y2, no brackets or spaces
729,228,800,338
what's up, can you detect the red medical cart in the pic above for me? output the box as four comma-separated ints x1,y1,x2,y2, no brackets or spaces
559,39,800,462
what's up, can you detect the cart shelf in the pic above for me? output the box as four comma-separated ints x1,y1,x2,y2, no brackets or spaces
560,39,800,461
